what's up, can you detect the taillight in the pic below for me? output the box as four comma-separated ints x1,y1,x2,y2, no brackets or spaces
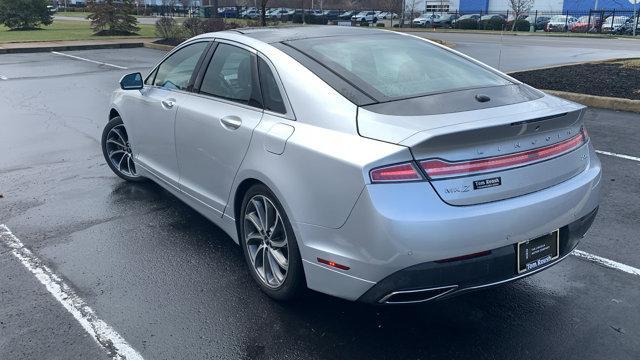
421,128,589,179
370,162,422,183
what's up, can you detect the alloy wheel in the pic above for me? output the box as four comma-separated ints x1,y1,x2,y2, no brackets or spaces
244,195,289,288
105,124,138,178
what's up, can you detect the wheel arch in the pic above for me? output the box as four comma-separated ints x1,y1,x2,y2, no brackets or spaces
109,108,120,121
233,178,264,239
229,174,299,246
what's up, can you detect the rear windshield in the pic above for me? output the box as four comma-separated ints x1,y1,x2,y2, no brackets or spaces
288,34,511,101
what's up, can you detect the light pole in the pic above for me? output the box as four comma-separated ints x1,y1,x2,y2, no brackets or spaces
634,0,638,37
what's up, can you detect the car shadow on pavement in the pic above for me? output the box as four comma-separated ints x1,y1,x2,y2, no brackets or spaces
108,181,577,360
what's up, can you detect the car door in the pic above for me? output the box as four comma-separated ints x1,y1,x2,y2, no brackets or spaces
127,41,209,187
175,41,264,215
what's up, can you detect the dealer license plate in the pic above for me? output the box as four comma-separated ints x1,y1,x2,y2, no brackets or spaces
517,230,560,274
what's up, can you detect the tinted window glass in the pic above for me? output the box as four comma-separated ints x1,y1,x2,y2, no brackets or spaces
154,42,208,91
145,68,157,85
289,34,511,101
200,43,254,104
258,58,286,114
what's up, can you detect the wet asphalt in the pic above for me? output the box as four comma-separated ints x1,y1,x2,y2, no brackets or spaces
0,41,639,360
415,32,640,72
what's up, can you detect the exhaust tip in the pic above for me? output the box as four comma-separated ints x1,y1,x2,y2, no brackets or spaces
379,285,458,304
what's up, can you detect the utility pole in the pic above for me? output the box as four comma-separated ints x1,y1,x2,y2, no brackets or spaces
634,0,638,37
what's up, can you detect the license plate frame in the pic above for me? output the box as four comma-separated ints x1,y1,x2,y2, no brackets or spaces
517,230,560,274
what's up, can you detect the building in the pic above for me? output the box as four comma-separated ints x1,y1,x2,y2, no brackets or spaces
66,0,201,4
433,0,638,13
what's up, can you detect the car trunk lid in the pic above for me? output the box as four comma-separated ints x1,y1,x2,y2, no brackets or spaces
359,94,590,205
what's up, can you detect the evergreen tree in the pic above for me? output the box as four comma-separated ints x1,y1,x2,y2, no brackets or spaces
0,0,53,30
87,0,140,35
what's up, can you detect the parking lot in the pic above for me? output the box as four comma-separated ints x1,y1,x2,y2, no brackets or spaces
1,39,639,359
416,32,640,71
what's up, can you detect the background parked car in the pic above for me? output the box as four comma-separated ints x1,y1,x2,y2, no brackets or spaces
545,15,578,32
616,18,640,35
413,13,440,27
241,8,260,19
280,8,296,21
322,9,342,21
432,14,459,28
524,15,551,30
478,14,506,30
480,14,506,21
339,10,356,20
378,12,398,20
352,11,378,23
267,8,293,20
602,16,629,33
452,13,480,28
571,15,602,32
217,7,238,18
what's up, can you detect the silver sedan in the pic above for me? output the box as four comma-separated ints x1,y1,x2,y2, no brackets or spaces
102,27,601,304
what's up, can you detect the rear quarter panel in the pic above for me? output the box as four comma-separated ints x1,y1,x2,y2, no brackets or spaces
231,115,412,230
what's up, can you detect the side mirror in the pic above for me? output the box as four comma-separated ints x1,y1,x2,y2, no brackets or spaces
120,72,143,90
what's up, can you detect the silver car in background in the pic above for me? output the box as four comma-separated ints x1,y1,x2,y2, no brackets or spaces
102,27,601,304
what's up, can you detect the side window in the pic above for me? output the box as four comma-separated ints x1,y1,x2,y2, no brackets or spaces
200,43,254,105
153,42,208,91
258,58,286,114
144,68,157,85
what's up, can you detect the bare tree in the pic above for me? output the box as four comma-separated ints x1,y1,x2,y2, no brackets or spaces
508,0,534,30
260,0,268,26
379,0,402,26
342,0,359,11
162,0,177,16
404,0,422,26
177,0,190,17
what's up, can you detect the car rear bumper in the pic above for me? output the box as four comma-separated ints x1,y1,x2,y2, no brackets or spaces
358,206,598,304
296,145,601,302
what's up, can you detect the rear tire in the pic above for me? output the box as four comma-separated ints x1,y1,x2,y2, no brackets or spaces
240,184,305,301
101,116,145,182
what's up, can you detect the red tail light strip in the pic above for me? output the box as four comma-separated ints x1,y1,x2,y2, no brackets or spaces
370,162,422,183
421,129,588,179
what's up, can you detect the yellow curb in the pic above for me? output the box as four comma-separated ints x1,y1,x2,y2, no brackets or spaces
544,90,640,113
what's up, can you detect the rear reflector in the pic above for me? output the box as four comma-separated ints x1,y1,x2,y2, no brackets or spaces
421,128,588,179
370,162,422,183
434,250,492,263
317,258,350,270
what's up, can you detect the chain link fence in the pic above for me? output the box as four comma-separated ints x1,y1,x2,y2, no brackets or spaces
58,2,639,35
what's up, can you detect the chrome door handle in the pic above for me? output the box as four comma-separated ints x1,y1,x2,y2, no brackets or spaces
220,116,242,130
161,98,175,109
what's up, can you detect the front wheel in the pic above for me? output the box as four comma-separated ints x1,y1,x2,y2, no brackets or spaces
240,184,305,301
101,116,145,182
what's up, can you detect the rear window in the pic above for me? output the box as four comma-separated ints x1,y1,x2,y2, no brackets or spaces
288,34,510,101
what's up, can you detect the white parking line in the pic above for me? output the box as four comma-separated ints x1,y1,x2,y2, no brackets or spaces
0,224,144,360
572,250,640,277
51,51,128,70
596,150,640,163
